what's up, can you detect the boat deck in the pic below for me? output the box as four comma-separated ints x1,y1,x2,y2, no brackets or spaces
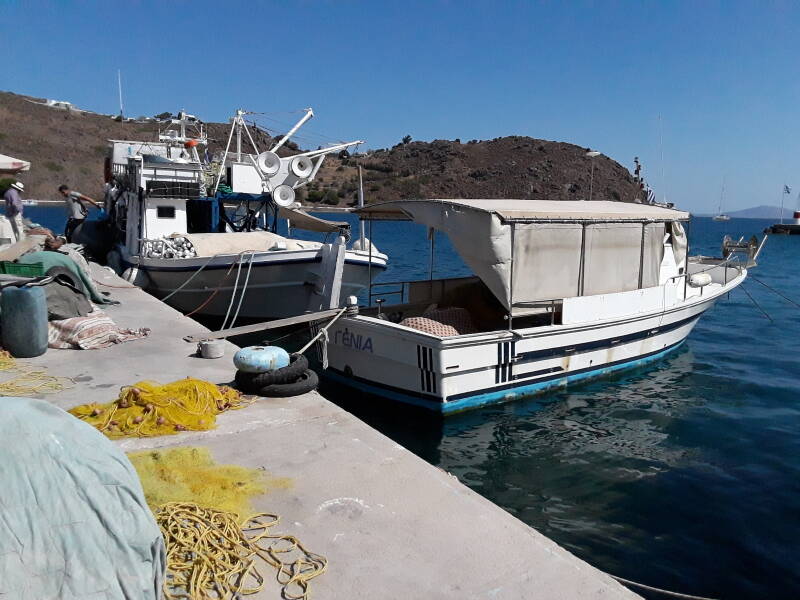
7,264,639,599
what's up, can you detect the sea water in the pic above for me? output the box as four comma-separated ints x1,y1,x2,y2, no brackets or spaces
27,205,800,598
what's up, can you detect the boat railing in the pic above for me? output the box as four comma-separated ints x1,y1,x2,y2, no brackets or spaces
367,281,408,307
367,276,481,308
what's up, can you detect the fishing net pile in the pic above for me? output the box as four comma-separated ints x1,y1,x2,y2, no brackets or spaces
129,447,325,600
68,378,252,438
0,349,72,396
128,446,285,520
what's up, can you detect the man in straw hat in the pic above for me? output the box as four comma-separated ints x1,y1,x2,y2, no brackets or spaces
3,180,25,242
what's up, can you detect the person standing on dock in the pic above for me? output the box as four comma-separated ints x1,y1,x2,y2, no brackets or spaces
3,180,26,242
58,184,101,242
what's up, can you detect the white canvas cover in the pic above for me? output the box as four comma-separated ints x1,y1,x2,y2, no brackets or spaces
357,198,690,221
396,202,513,310
511,223,583,304
180,231,321,256
642,223,666,288
583,223,639,295
371,200,687,311
670,221,688,268
0,397,164,599
0,153,30,173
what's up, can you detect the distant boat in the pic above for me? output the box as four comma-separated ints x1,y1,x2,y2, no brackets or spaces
713,182,730,221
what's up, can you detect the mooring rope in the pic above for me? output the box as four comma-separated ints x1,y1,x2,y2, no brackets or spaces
747,275,800,310
609,574,719,600
156,502,326,600
738,284,773,322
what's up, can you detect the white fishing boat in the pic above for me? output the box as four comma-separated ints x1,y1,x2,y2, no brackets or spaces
102,110,387,320
322,199,763,414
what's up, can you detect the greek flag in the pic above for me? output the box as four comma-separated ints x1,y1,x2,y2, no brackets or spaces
785,185,792,194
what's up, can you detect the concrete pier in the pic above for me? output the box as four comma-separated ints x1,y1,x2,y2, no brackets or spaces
11,266,639,599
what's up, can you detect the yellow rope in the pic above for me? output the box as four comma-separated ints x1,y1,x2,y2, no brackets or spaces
69,378,254,438
0,350,73,396
156,503,327,600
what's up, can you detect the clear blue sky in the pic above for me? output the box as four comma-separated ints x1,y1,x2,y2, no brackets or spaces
3,0,799,213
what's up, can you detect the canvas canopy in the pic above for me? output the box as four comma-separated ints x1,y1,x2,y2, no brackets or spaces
0,153,30,174
356,199,690,222
356,199,689,313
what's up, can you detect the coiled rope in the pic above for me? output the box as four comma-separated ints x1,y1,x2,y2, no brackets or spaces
156,503,327,600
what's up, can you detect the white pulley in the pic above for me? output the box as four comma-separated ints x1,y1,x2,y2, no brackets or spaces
290,155,314,178
256,151,281,176
272,184,296,207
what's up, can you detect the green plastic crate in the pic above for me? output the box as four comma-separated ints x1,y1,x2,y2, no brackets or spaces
0,262,45,277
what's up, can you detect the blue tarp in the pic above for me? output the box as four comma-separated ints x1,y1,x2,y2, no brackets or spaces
0,397,164,599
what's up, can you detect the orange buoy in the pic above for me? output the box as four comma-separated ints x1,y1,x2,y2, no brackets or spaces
184,139,199,148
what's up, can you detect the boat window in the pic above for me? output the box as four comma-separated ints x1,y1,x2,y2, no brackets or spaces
157,206,176,219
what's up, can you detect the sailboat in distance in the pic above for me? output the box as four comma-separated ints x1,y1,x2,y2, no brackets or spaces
713,181,731,221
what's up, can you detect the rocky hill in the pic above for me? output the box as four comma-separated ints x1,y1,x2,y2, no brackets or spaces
0,90,647,205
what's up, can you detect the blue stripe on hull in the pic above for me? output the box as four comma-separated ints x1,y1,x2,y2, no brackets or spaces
322,339,686,415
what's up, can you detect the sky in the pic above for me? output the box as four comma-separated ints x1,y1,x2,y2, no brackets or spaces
2,0,799,213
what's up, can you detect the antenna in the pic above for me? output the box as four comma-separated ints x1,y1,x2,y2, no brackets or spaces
658,114,666,203
117,69,124,119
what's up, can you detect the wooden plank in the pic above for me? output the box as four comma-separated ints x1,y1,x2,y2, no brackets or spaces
183,309,341,343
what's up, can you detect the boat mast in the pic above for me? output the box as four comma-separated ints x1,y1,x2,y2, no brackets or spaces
236,109,243,163
358,165,365,243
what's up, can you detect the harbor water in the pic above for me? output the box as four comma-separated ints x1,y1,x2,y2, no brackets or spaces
28,205,800,598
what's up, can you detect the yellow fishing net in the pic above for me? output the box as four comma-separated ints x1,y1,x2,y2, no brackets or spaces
128,446,291,522
68,378,252,438
129,447,323,600
0,349,73,396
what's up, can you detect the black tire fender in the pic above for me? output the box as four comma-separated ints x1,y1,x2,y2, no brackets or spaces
235,353,309,390
252,369,319,398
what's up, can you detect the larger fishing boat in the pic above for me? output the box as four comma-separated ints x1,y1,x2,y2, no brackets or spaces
322,199,763,414
102,110,387,321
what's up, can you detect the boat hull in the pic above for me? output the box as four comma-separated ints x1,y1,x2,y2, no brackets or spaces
131,250,386,320
322,281,736,414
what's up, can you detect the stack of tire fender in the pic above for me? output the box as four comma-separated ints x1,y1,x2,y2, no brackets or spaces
233,346,319,397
